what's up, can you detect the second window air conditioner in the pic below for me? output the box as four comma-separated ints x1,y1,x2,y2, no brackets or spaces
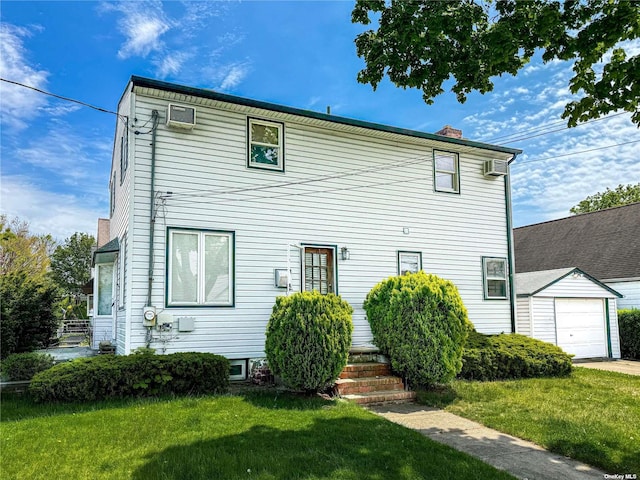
484,159,508,177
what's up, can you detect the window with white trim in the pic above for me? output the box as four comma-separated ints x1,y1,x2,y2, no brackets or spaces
434,150,460,193
167,229,234,306
398,251,422,275
119,134,128,184
248,118,284,171
483,257,508,299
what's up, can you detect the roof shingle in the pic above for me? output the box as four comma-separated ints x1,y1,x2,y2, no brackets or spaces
514,202,640,280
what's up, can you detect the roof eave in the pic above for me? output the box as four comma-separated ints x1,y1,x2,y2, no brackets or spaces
130,75,522,156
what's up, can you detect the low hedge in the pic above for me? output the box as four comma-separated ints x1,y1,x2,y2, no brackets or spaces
618,309,640,359
459,331,573,381
29,351,229,403
1,352,55,381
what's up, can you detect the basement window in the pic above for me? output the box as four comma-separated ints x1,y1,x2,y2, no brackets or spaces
398,251,422,275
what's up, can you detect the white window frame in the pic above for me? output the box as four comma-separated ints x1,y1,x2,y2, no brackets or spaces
229,359,248,381
95,263,115,317
398,251,422,275
167,229,235,307
119,134,128,184
433,150,460,193
247,118,284,172
301,245,337,295
482,256,508,300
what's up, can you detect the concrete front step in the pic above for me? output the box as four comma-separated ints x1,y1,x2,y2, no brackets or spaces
339,362,391,379
335,376,404,395
342,390,416,405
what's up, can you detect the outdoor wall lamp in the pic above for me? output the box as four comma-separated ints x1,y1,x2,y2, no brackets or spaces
341,246,351,261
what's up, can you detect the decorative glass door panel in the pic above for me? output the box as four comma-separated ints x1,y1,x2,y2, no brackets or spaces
304,247,334,294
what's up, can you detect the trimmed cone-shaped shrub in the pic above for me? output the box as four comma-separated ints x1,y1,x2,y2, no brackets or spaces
363,272,472,387
619,309,640,359
265,291,353,392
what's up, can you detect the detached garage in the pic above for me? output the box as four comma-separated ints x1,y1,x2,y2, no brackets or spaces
515,267,622,359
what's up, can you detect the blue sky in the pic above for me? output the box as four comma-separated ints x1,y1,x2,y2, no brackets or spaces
1,1,638,240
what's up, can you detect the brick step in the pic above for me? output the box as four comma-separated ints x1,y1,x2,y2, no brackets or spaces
339,363,391,379
342,390,416,405
335,376,404,395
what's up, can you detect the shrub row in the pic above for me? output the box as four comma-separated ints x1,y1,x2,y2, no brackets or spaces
29,351,229,403
459,331,573,381
266,291,353,392
1,352,55,381
364,272,472,387
618,309,640,360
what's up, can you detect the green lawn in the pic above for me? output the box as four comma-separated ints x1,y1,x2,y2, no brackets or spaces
417,367,640,473
1,390,514,480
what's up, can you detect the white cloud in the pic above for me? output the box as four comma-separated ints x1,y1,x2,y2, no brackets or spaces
0,23,49,130
1,176,104,240
154,51,193,78
218,63,250,91
114,5,171,59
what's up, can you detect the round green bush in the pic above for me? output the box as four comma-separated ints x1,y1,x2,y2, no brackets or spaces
363,271,472,387
265,291,353,392
459,331,573,380
618,309,640,359
1,352,55,381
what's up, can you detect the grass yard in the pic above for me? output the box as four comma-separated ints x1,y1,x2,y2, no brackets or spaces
417,367,640,474
1,390,515,480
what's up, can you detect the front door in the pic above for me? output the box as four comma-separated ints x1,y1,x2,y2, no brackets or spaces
303,247,335,294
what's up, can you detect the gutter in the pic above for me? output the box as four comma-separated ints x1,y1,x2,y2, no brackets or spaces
147,110,159,307
506,153,519,333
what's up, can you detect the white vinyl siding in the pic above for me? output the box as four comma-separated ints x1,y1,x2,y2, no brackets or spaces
606,280,640,309
516,297,531,336
530,297,556,345
119,89,514,357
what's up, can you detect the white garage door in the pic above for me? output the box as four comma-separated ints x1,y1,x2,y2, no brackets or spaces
555,298,607,359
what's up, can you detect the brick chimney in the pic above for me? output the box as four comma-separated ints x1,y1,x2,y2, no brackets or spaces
435,125,463,139
97,218,110,248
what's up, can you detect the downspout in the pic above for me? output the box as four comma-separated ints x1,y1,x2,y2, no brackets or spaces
505,153,519,333
146,110,159,308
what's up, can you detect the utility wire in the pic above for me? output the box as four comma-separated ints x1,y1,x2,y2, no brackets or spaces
161,153,431,200
0,77,127,122
513,139,640,166
482,111,628,144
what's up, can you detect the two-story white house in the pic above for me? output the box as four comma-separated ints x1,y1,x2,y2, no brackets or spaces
93,75,522,378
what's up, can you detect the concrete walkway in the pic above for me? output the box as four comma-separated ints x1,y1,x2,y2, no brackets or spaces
369,403,606,480
574,359,640,376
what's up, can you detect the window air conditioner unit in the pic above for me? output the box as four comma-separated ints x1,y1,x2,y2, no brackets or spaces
166,104,196,130
484,159,508,177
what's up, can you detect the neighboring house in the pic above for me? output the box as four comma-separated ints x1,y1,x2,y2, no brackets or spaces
515,267,622,359
514,203,640,309
94,75,521,377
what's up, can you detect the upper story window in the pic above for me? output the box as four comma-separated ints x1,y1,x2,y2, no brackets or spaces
109,173,116,216
482,257,508,300
119,134,128,184
434,150,460,193
167,228,235,307
247,118,284,172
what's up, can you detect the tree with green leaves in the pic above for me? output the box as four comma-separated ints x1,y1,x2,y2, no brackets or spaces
0,216,60,358
352,0,639,127
0,215,55,280
570,183,640,214
50,232,95,299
